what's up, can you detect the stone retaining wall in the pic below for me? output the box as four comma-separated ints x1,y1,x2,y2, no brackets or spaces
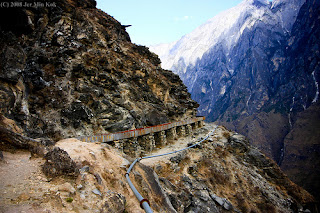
77,117,205,157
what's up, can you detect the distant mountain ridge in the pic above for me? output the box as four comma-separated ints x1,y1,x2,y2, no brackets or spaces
150,0,320,203
150,0,305,75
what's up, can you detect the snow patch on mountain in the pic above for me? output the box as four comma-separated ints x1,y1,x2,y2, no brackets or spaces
150,0,305,74
312,71,319,103
150,0,270,72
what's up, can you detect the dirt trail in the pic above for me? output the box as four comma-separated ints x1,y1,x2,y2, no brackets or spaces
0,150,55,213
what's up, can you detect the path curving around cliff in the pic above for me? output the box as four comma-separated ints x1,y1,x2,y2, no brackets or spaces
142,123,223,166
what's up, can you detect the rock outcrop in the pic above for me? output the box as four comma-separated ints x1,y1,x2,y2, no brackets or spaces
0,0,198,142
278,0,320,202
152,126,315,213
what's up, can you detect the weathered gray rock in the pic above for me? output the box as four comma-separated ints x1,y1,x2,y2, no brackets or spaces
0,124,54,156
137,163,177,212
100,193,126,213
94,173,103,185
245,148,272,167
211,193,233,211
187,141,203,149
0,45,26,83
0,0,199,142
92,188,102,197
42,147,79,177
61,102,93,128
80,165,90,173
169,152,185,164
0,150,3,161
188,165,198,177
227,134,249,153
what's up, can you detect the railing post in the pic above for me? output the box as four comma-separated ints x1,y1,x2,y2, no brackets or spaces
166,127,177,142
185,124,192,136
154,131,167,147
176,125,186,137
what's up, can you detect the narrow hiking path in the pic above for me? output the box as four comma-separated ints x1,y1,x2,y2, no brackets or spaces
0,150,56,213
124,122,221,212
142,123,224,166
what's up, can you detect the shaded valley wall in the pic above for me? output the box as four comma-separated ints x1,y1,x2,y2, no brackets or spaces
219,0,320,201
151,0,320,202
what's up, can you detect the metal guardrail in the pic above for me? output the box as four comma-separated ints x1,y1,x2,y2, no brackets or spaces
126,126,218,213
77,117,205,143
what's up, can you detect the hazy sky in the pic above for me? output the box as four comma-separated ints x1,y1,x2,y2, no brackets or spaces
95,1,249,46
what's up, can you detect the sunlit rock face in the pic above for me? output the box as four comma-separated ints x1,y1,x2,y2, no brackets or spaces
0,0,198,141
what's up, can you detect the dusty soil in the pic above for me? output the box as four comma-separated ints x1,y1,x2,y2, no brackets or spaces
0,141,141,213
0,150,57,213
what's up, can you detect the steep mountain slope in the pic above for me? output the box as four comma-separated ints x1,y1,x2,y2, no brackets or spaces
151,0,307,158
150,0,305,75
150,0,320,202
280,0,320,202
0,0,198,141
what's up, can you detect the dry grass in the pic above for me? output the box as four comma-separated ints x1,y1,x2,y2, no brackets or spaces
178,155,191,170
235,192,250,213
101,171,119,187
222,131,231,140
198,158,231,187
214,146,229,158
155,162,174,178
208,168,231,186
256,201,276,213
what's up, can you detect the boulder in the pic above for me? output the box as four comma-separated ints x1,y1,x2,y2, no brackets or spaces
210,193,233,211
42,147,79,177
100,193,126,213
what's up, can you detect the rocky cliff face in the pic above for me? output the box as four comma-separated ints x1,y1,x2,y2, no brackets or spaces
281,102,320,203
151,0,320,202
151,0,309,162
0,0,198,141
